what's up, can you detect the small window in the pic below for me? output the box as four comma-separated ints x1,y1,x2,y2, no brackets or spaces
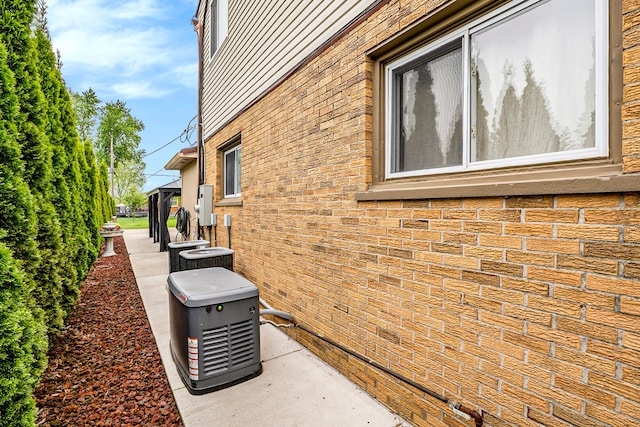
223,144,241,198
385,0,608,179
388,38,464,174
210,0,228,58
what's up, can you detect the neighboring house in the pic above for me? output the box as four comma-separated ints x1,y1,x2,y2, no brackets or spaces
194,1,640,426
165,146,199,240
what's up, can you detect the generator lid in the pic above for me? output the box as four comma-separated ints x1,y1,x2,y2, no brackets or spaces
167,239,210,250
179,247,234,260
168,267,258,307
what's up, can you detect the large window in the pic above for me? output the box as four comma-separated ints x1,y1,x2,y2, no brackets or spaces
210,0,228,58
385,0,608,179
223,144,241,198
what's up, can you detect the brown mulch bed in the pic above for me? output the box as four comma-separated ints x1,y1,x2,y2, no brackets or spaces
35,236,183,427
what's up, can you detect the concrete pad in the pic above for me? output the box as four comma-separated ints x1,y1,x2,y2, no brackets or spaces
177,345,404,427
123,229,408,427
259,322,303,362
136,275,170,308
128,253,169,278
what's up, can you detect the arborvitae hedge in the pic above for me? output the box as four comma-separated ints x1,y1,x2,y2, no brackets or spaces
27,28,68,335
0,40,47,427
0,1,112,424
99,159,116,220
0,243,47,427
35,27,94,320
82,140,105,252
0,41,39,276
1,0,59,330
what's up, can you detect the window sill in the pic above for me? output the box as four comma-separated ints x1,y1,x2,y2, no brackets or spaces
215,198,243,207
356,165,640,201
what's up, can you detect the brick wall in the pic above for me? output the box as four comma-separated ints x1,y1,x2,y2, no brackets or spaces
624,0,640,173
203,1,640,426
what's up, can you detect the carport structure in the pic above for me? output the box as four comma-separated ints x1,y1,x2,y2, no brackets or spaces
147,178,181,252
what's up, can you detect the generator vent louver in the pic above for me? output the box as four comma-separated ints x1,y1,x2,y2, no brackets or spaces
202,319,255,375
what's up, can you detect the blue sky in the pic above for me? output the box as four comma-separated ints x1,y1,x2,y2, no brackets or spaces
47,0,200,191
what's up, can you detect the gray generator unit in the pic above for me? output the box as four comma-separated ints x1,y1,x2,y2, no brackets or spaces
167,240,210,273
168,267,261,395
179,247,234,272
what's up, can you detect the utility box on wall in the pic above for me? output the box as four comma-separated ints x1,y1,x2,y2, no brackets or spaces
196,184,213,226
168,267,261,395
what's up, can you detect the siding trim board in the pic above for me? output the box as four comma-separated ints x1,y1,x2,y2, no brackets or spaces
355,165,640,201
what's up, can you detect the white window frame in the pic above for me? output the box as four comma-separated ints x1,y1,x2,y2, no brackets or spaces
223,144,241,198
384,0,609,180
210,0,229,59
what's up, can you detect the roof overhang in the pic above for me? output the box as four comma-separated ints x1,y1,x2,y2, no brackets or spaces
165,147,197,170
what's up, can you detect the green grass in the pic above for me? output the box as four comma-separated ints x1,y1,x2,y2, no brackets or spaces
115,217,148,229
115,217,176,230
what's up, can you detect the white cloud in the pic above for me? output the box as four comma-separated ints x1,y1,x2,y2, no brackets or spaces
55,27,170,71
163,62,198,89
47,0,197,99
112,81,174,99
47,0,164,35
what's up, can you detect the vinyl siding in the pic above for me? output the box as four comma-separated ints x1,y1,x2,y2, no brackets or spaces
198,0,375,141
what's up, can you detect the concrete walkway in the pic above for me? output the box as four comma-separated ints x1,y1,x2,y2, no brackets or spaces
123,228,408,427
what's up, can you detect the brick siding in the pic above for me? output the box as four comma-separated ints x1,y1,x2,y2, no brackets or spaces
203,1,640,426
